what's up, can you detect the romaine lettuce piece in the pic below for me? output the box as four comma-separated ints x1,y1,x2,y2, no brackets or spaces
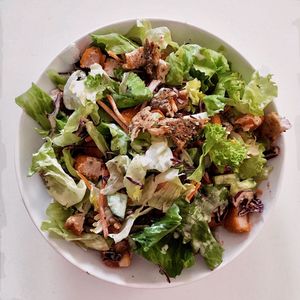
185,79,203,106
132,204,182,251
136,234,195,278
100,123,129,155
107,192,127,219
101,155,131,195
47,70,69,90
113,72,153,108
15,83,54,130
29,139,86,207
91,33,137,54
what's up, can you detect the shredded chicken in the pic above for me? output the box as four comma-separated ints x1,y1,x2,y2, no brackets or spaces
64,213,85,236
123,39,163,79
156,59,170,83
234,114,263,131
129,106,205,149
150,88,178,117
149,88,189,117
74,155,104,182
259,112,291,142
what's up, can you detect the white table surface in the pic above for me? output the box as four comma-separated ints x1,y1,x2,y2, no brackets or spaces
1,0,300,299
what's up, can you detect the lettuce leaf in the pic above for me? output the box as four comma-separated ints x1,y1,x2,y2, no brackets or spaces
166,44,201,85
52,102,99,147
62,148,79,178
127,20,178,49
107,193,127,219
15,83,54,130
203,95,227,116
91,33,137,54
229,72,277,116
41,202,109,251
132,204,182,251
47,70,69,90
29,139,86,207
136,234,195,278
189,124,247,180
177,196,224,270
113,72,153,108
124,138,173,202
214,174,257,196
185,79,203,106
142,169,186,212
85,121,109,156
101,155,131,195
238,143,268,180
100,123,129,155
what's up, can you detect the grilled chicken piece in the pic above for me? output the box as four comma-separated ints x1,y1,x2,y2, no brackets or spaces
123,39,163,79
80,47,105,68
130,106,205,149
224,207,251,233
74,155,104,181
123,47,146,70
234,114,263,131
259,112,291,142
64,213,85,236
156,59,170,83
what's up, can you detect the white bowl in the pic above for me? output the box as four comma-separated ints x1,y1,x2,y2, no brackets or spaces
15,19,284,288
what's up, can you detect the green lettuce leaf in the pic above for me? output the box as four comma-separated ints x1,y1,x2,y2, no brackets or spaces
166,44,201,85
41,202,109,251
126,19,152,44
185,79,203,106
189,124,247,181
62,148,79,178
132,204,182,251
91,33,137,54
127,20,178,49
47,70,69,90
113,72,153,108
136,234,195,278
203,95,227,116
124,138,173,202
15,83,54,130
101,155,131,195
238,143,268,180
100,123,129,155
141,169,186,212
107,192,127,219
214,174,257,196
130,132,151,153
85,121,109,156
177,196,225,270
229,72,277,116
29,139,86,207
52,102,99,147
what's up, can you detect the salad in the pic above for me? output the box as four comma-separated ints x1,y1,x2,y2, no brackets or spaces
16,20,290,280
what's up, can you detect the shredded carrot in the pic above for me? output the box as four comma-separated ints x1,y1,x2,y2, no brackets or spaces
98,179,109,238
211,114,221,124
107,95,129,126
97,100,129,133
80,47,105,68
76,171,92,190
186,181,201,202
107,50,121,62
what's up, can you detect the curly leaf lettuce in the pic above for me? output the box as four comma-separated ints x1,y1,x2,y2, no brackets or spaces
29,139,86,207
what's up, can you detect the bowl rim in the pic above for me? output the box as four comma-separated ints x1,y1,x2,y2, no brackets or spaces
14,17,285,289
